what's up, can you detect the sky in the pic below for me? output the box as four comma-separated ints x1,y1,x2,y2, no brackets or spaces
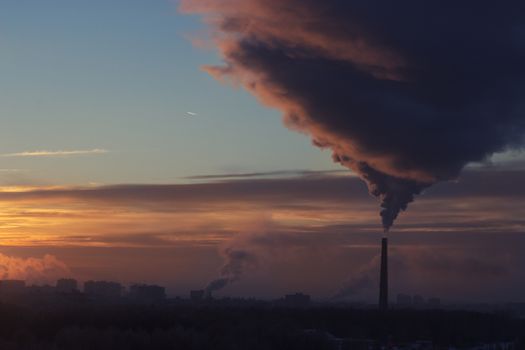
0,0,524,303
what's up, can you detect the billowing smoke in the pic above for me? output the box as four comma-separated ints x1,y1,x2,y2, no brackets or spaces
0,253,71,285
181,0,525,230
204,225,312,294
205,247,258,294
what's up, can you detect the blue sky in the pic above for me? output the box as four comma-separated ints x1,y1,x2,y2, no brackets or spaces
0,0,338,185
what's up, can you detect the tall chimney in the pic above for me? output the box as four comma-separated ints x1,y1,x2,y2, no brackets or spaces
379,237,388,311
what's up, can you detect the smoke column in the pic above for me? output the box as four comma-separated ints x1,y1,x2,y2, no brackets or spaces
205,248,258,295
181,0,525,229
204,228,316,294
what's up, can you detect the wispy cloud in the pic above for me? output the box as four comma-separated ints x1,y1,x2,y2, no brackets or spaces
185,169,350,180
1,149,109,158
0,169,23,172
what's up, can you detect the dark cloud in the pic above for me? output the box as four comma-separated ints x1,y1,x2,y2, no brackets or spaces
184,169,347,180
1,169,525,207
0,176,371,205
181,0,525,229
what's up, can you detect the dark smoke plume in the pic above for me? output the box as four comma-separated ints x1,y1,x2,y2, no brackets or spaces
205,248,258,294
204,229,312,294
181,0,525,230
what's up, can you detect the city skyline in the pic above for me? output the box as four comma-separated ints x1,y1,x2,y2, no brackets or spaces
0,0,524,305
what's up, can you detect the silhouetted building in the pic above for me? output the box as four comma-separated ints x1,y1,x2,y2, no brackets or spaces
284,293,311,307
129,284,166,303
84,281,122,298
56,278,78,294
0,280,26,294
27,285,55,296
190,290,205,302
379,237,388,311
397,293,412,306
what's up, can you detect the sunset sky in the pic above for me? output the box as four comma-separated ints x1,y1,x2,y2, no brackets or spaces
1,0,524,303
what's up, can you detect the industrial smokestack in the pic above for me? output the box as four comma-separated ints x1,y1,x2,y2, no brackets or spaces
379,237,388,311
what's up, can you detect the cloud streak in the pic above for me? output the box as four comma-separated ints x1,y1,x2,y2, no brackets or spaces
185,169,348,180
0,169,523,206
1,149,109,158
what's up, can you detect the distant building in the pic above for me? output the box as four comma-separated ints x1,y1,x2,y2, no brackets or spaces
0,280,26,294
284,293,311,307
27,285,55,296
84,281,122,298
129,284,166,303
396,293,412,306
190,290,205,302
56,279,78,294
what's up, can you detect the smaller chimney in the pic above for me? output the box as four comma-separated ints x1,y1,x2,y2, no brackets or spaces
379,237,388,311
